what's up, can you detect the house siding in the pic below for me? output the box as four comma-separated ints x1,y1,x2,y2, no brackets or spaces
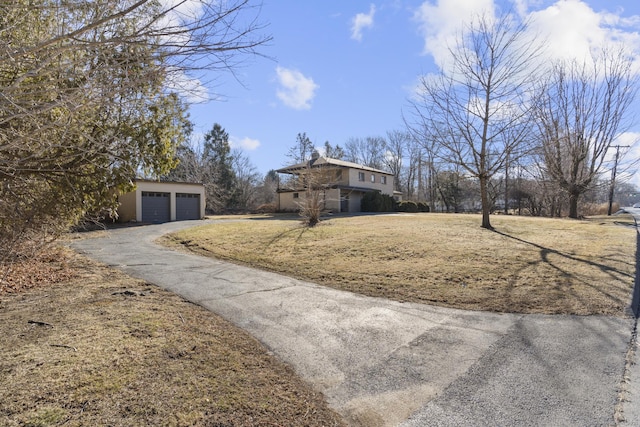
333,169,349,186
325,188,341,212
278,191,299,212
347,168,394,195
117,191,137,222
278,188,341,212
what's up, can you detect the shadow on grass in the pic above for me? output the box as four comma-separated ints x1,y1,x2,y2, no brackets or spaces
493,229,634,313
494,230,632,280
266,225,312,247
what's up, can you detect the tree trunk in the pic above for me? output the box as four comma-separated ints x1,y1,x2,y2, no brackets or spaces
568,192,579,219
479,176,493,229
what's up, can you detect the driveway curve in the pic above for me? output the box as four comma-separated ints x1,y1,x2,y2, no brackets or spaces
71,220,636,427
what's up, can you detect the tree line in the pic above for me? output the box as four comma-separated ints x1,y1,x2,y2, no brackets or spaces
178,103,638,220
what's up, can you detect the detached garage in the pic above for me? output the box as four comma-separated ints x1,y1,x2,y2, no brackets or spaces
117,180,205,223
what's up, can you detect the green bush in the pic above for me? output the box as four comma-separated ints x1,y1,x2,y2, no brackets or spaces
417,202,430,212
396,200,419,213
361,192,396,212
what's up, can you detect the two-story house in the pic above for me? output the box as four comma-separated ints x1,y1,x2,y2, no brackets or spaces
276,152,397,213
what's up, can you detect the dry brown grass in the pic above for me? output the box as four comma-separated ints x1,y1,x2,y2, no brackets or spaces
0,249,344,427
164,213,637,316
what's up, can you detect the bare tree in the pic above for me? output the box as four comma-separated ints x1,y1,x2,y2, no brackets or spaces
255,170,279,207
164,136,208,184
296,158,338,227
408,12,541,229
403,140,424,201
404,109,443,210
230,148,261,210
384,130,410,193
533,50,638,218
436,170,463,213
344,136,387,169
299,165,324,227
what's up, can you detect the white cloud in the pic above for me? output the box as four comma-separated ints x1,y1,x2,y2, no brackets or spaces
528,1,607,62
275,66,319,110
511,0,529,18
508,0,546,18
529,1,640,73
154,0,204,49
230,136,261,151
152,1,209,102
614,131,640,147
158,0,203,18
414,0,640,72
351,4,376,41
165,68,209,103
414,0,495,68
613,132,640,186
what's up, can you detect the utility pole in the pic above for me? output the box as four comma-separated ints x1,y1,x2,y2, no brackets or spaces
504,149,510,215
607,145,630,216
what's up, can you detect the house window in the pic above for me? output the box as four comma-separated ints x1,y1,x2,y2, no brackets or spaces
293,192,299,199
371,174,375,183
358,172,365,181
336,170,343,180
381,176,387,185
142,192,169,198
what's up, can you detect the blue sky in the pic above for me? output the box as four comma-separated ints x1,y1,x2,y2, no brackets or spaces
185,0,640,183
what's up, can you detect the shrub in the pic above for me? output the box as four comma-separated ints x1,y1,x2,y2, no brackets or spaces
361,192,396,212
584,202,619,216
396,201,419,213
255,203,276,213
417,202,430,213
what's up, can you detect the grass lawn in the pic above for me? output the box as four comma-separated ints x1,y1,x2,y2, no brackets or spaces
0,249,344,427
164,213,638,316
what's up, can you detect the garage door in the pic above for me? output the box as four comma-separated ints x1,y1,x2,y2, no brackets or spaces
176,193,200,221
142,192,170,223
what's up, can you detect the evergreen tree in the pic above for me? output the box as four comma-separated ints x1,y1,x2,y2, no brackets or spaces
287,132,315,163
323,141,345,159
203,123,236,212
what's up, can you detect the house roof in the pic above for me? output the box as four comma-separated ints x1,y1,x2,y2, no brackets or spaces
276,156,392,175
135,178,205,187
277,184,386,194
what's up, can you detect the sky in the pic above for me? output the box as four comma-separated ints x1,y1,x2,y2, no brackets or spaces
185,0,640,185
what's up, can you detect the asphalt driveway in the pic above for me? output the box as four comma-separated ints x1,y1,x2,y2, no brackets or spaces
71,219,638,426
